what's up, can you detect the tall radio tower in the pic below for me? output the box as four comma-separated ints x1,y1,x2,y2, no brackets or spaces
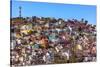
19,6,22,18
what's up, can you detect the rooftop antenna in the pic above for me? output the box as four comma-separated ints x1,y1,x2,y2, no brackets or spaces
19,6,22,18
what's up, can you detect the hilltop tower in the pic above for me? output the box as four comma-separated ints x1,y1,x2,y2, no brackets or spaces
19,6,22,18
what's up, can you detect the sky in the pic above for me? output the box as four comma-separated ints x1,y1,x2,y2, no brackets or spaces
11,1,96,25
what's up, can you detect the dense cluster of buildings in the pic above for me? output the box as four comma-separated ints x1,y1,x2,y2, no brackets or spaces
10,16,96,66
